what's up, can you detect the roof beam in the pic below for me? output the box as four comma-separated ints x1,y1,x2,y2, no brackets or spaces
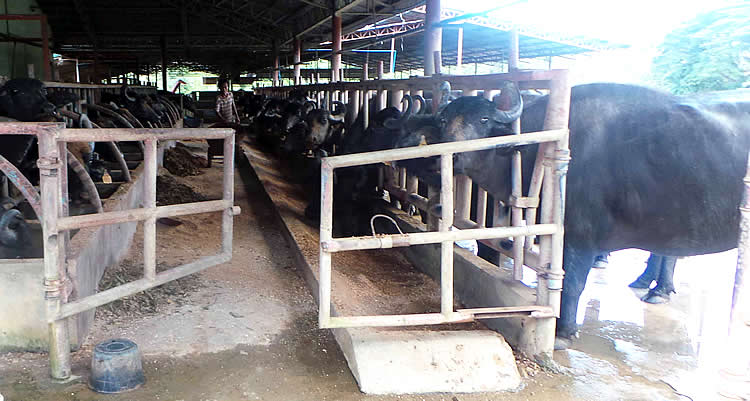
161,0,273,46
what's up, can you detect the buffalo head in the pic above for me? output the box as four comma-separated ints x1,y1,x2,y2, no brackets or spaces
305,101,346,149
0,78,56,122
439,80,523,142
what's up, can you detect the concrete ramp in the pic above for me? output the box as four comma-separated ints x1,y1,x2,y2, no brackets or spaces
239,139,521,394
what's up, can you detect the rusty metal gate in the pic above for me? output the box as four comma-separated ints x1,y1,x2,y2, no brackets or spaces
297,69,573,330
0,122,238,379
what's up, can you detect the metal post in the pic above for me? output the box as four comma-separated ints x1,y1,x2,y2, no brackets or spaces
456,27,463,69
332,14,342,83
538,72,570,315
294,37,302,85
38,124,71,380
455,175,471,222
390,89,403,110
319,160,335,327
222,134,235,254
506,27,526,280
377,62,386,111
160,35,167,91
348,89,359,125
41,15,51,81
143,139,157,281
476,189,487,227
440,153,454,316
424,0,442,76
273,40,279,87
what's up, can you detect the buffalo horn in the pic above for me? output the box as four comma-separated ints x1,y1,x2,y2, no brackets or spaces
414,95,427,114
329,101,346,122
400,95,413,120
303,100,317,114
492,81,523,123
120,84,136,103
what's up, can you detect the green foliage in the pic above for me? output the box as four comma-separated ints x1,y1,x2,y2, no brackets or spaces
652,4,750,95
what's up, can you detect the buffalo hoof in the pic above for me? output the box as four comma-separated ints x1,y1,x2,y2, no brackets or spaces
641,289,673,304
554,336,572,350
628,278,653,290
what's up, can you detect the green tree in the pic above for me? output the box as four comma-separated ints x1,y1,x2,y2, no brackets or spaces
652,4,750,95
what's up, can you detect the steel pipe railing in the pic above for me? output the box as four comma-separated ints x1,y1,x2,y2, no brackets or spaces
0,122,240,380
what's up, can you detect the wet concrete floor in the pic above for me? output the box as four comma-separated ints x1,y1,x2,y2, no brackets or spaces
0,162,742,401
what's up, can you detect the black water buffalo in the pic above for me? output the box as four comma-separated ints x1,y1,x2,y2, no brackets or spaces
438,83,750,348
304,101,346,151
0,78,56,122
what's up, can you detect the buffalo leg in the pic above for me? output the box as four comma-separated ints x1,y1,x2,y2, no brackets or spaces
629,253,662,289
641,255,677,304
557,246,598,344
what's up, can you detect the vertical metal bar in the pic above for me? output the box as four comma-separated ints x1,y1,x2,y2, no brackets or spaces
273,40,279,87
440,154,454,315
507,27,526,281
456,27,463,69
348,90,359,126
319,161,335,327
332,15,342,83
58,143,70,263
362,89,370,130
424,0,442,76
222,134,235,255
294,37,302,85
390,89,403,110
406,174,418,208
39,125,71,380
160,35,167,91
539,72,571,315
455,175,471,222
143,139,157,281
476,189,487,227
41,15,51,81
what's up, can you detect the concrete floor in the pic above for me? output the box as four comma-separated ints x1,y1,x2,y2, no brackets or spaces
0,162,740,401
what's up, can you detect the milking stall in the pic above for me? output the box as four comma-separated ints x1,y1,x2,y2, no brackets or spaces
0,0,749,400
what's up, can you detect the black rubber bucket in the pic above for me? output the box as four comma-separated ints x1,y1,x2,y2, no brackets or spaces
89,339,145,393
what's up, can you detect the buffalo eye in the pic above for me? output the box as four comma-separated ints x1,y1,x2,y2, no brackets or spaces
11,89,19,95
480,117,489,124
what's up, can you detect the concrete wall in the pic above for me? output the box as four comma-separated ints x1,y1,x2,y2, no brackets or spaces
0,0,46,80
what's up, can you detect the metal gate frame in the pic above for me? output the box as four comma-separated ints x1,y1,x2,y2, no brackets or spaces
319,129,569,329
0,122,238,379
